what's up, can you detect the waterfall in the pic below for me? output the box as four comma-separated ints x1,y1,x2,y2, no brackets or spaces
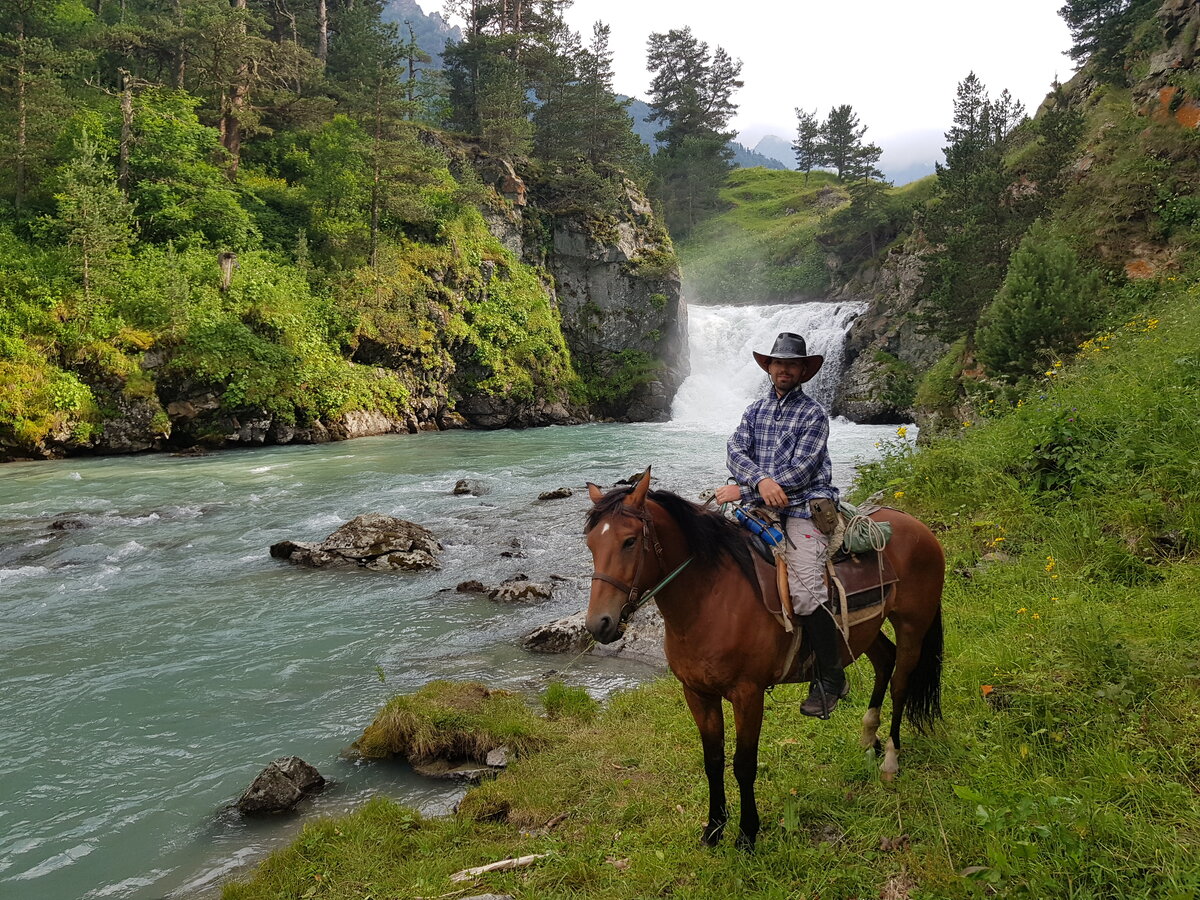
670,301,867,432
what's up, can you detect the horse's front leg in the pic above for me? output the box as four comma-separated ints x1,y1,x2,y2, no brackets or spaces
730,685,765,851
682,686,727,846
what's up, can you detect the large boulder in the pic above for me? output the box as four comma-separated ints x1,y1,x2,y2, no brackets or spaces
236,756,325,815
523,606,666,664
270,514,442,571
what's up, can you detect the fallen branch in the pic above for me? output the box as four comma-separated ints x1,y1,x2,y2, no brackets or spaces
449,853,550,883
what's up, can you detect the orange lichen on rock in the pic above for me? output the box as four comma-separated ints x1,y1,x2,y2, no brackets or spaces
1125,258,1157,279
1176,101,1200,129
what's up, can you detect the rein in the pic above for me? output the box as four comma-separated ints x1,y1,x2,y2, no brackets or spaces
590,505,693,623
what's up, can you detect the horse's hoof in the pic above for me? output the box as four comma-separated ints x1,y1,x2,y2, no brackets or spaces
872,739,883,757
880,768,897,782
701,826,724,847
735,834,756,853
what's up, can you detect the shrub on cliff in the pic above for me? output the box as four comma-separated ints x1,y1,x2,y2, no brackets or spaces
976,220,1100,382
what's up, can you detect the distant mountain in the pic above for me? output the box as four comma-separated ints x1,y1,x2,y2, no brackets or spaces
622,99,781,168
729,142,786,170
883,161,938,186
624,97,661,150
753,134,796,169
381,0,462,68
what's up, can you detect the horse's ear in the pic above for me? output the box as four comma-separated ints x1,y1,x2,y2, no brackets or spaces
587,482,604,503
629,466,652,508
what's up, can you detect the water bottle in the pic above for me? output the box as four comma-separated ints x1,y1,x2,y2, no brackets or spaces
733,507,785,548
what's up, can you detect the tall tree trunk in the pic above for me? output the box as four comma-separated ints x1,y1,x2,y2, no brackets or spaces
369,79,382,269
14,19,27,213
174,0,187,87
317,0,327,61
222,0,249,177
118,69,132,194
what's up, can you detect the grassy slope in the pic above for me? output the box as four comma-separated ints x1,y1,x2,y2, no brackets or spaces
676,169,936,305
676,168,845,304
223,277,1200,900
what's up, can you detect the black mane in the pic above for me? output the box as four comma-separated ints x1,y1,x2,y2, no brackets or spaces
586,486,756,582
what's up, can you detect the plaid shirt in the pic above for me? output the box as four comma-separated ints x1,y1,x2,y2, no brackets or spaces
727,386,837,519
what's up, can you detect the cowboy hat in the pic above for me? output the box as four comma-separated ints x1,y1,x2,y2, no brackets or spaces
752,332,824,382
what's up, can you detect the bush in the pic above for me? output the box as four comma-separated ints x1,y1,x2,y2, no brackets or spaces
976,220,1101,382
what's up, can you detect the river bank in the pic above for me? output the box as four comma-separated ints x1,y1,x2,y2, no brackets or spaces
227,295,1200,899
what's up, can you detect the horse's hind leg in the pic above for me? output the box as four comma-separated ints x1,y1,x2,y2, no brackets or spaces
881,622,924,781
861,632,896,754
683,687,728,846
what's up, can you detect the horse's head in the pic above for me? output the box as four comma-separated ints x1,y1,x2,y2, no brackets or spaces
584,467,658,644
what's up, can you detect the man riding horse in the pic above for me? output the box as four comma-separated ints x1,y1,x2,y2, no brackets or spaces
713,332,847,719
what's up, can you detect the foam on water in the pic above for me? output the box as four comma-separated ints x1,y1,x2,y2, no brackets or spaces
671,301,867,431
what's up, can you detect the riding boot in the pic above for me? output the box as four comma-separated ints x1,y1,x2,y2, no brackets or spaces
798,607,848,719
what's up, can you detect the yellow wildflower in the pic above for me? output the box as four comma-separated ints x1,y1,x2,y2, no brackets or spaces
1017,607,1027,614
893,491,905,499
962,421,972,428
1045,556,1055,572
1032,613,1041,620
896,426,907,438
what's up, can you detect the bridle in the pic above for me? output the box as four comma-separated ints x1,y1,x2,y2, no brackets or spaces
590,504,692,623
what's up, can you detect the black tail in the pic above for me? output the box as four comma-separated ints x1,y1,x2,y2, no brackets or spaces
905,608,943,732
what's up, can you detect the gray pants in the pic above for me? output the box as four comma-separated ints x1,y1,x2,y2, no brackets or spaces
784,517,830,615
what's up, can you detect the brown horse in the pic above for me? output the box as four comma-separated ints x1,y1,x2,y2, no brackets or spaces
584,469,944,850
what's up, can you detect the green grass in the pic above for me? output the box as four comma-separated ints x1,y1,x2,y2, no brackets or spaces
676,168,846,303
352,680,557,763
224,273,1200,900
677,168,937,305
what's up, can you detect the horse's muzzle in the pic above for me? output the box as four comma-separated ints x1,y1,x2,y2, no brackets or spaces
585,611,625,644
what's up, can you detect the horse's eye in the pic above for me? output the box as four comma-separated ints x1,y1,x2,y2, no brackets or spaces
622,536,637,550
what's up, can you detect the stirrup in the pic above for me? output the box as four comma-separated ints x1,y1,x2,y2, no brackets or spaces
800,672,848,720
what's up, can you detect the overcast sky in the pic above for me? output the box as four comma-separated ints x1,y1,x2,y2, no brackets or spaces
434,1,1075,172
559,0,1075,170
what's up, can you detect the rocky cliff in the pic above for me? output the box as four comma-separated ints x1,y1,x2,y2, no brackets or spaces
6,137,686,461
829,232,946,424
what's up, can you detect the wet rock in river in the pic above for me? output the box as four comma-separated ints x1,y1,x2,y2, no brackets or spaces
537,487,573,501
236,756,325,815
270,514,442,572
523,607,665,664
488,575,553,603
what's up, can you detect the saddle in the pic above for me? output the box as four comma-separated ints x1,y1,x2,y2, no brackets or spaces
747,510,899,684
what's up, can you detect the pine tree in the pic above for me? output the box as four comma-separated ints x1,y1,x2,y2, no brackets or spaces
792,107,821,181
920,72,1031,341
819,104,868,181
52,130,136,300
645,26,742,235
1058,0,1158,82
976,220,1100,381
0,0,84,215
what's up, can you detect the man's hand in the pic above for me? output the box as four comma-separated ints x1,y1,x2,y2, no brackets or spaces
714,484,742,504
756,477,788,507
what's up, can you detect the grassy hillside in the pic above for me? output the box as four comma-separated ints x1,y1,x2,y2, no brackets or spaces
676,168,935,304
223,271,1200,899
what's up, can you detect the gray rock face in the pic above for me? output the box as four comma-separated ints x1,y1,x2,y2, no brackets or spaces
236,756,325,815
546,185,688,422
95,394,170,454
270,514,442,572
470,171,688,425
831,232,948,423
